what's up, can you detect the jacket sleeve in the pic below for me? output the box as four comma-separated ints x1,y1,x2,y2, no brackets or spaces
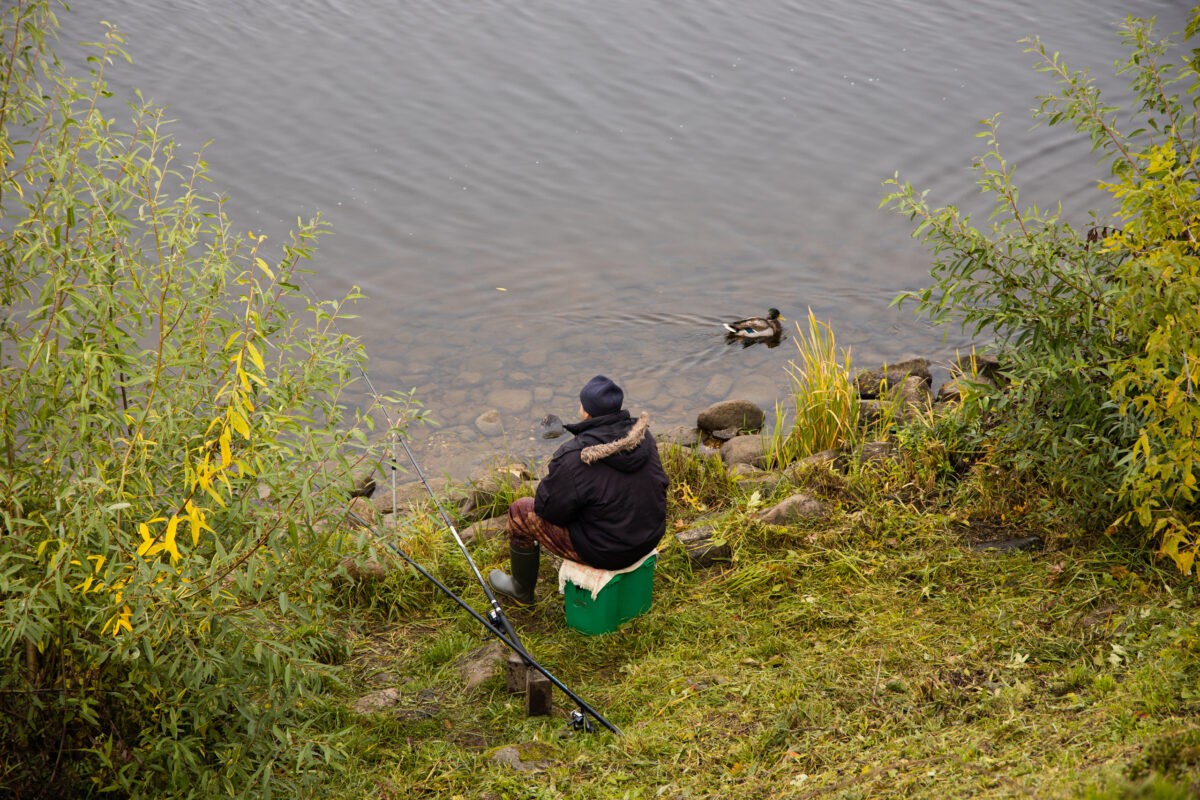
533,452,584,527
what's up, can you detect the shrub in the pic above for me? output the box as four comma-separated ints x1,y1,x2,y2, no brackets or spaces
883,11,1200,573
0,5,410,796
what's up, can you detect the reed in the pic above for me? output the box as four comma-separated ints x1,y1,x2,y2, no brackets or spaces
764,310,859,468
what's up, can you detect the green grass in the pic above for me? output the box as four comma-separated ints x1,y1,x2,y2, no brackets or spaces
321,444,1200,799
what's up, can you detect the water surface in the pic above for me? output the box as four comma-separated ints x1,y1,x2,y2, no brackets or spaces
57,1,1191,480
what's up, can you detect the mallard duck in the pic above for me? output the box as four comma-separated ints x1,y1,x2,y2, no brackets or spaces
723,308,783,340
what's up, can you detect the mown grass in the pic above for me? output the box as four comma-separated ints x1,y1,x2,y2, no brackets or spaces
321,443,1200,799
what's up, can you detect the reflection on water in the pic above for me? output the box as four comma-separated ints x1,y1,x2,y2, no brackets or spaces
55,0,1191,481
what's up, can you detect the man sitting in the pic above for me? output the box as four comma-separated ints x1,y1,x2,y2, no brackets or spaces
488,375,669,604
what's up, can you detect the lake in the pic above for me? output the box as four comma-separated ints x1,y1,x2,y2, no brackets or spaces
57,0,1192,481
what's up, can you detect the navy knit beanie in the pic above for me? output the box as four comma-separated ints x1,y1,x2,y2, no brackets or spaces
579,375,624,416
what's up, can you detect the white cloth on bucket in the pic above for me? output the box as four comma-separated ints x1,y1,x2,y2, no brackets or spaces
557,550,658,601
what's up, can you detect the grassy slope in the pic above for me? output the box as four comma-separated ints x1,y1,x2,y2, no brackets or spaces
323,452,1200,799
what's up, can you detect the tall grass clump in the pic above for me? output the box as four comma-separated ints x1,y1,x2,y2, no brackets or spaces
884,11,1200,572
0,5,412,797
764,310,859,469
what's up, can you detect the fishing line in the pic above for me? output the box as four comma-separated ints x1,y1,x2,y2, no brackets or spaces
296,275,620,734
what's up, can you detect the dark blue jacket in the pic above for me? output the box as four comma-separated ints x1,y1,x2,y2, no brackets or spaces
534,410,668,570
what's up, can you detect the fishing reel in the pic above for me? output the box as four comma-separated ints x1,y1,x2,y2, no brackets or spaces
569,709,594,733
484,608,504,638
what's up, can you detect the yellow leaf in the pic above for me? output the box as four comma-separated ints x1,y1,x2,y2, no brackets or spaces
245,340,265,372
220,427,233,467
254,257,275,280
137,522,154,557
230,409,251,439
163,515,182,562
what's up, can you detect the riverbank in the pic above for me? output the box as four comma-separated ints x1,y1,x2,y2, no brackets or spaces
321,375,1200,799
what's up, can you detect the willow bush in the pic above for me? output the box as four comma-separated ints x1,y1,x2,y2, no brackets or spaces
883,12,1200,573
0,4,407,796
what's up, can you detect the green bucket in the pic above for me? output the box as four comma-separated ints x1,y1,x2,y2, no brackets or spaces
563,555,656,635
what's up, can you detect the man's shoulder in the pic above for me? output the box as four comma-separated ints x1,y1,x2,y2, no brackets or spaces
550,437,585,463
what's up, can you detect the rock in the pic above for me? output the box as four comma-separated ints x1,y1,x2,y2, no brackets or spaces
457,641,507,692
720,435,766,468
709,427,741,442
858,399,884,429
351,687,402,715
731,465,781,495
969,535,1043,552
937,370,999,403
475,409,504,437
782,449,842,481
519,348,547,367
538,414,565,439
460,515,507,546
888,375,933,422
345,496,379,528
954,351,1003,381
676,525,732,567
704,373,733,399
371,479,443,515
455,462,535,522
858,441,900,467
490,745,551,773
697,400,766,434
854,358,933,398
858,375,932,427
758,493,829,525
322,458,380,499
488,387,532,414
338,557,388,582
349,472,378,498
656,425,702,448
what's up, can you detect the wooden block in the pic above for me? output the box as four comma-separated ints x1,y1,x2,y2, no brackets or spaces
525,669,553,717
505,650,527,694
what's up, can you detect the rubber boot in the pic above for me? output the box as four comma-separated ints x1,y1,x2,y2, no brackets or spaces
488,542,540,604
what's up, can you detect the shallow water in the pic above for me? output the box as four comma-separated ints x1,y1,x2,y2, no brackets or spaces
57,1,1192,480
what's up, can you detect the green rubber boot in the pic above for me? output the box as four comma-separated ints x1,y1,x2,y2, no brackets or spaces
488,542,540,604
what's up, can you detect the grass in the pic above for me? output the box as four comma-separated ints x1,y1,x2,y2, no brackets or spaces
318,435,1200,800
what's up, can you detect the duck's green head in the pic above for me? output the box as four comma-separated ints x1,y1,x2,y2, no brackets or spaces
767,308,781,320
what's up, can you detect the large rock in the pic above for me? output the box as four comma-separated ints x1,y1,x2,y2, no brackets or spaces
697,399,766,435
720,434,766,468
854,358,932,398
758,493,829,525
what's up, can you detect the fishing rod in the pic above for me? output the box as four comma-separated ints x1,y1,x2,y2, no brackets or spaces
303,279,620,734
343,503,620,735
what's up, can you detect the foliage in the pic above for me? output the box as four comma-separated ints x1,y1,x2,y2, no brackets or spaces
764,309,859,469
0,3,410,796
659,443,737,519
883,12,1200,573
